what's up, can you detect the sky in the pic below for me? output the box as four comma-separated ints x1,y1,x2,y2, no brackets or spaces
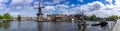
0,0,120,18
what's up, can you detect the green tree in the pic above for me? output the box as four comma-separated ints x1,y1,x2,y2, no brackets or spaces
109,15,118,20
90,15,97,21
17,15,21,21
0,15,2,19
3,13,12,20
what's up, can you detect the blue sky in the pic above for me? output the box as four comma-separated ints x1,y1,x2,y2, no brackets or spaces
0,0,120,18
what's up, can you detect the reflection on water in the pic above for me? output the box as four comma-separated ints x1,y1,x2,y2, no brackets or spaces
37,22,78,31
0,21,115,31
37,22,43,31
0,22,10,31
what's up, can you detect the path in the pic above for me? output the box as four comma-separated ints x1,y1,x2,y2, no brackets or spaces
112,19,120,31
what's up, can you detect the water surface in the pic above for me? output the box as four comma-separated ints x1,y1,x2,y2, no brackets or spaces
0,21,115,31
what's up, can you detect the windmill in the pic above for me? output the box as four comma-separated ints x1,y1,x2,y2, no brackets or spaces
35,2,44,21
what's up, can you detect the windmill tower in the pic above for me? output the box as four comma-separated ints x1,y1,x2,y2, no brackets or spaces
36,2,44,21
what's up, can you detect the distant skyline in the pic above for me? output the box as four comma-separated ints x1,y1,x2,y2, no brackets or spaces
0,0,120,18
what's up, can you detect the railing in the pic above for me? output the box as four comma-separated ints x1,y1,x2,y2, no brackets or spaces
110,20,117,31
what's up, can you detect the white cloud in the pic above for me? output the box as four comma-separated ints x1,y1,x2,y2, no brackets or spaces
7,0,37,17
114,0,120,7
78,0,83,2
39,0,120,18
106,0,113,5
0,0,9,3
43,1,53,5
0,4,8,13
55,4,70,14
70,1,105,12
55,4,70,9
10,12,20,17
1,5,36,17
16,6,22,9
42,1,107,16
0,4,6,10
71,4,75,7
67,1,120,18
52,0,65,4
65,2,69,4
11,0,34,6
80,1,120,18
42,4,70,14
43,0,66,5
1,0,120,18
43,6,55,11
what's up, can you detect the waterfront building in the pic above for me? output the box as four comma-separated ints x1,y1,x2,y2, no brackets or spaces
47,14,68,21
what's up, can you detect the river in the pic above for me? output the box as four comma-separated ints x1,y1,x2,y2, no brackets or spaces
0,21,115,31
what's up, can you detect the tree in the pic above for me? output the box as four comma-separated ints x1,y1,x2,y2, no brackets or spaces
90,15,97,21
0,15,2,19
17,15,21,21
109,15,118,20
3,13,12,20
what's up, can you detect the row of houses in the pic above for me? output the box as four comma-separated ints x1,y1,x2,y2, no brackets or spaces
46,14,117,21
12,17,37,21
46,14,86,21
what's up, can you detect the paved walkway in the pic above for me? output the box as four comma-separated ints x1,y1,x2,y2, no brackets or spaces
112,19,120,31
